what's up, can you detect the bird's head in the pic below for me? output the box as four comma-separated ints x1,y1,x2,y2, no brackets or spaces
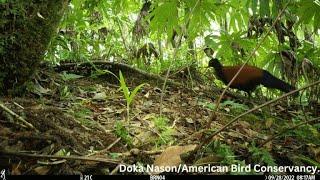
204,47,214,58
208,58,222,69
204,47,223,70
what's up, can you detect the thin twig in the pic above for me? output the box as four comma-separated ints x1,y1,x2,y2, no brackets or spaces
115,18,130,53
117,149,163,157
159,0,201,116
126,124,167,143
95,120,113,135
37,159,66,165
13,102,24,109
110,164,121,175
259,117,320,147
87,137,121,157
206,0,292,129
179,120,256,146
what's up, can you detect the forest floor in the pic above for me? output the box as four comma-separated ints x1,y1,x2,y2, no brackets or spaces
0,66,319,175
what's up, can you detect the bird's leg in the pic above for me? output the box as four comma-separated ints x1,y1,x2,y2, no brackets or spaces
246,91,256,107
247,92,251,101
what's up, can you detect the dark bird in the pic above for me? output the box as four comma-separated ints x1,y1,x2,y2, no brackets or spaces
205,49,297,96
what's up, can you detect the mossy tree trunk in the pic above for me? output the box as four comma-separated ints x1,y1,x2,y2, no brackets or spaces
0,0,68,95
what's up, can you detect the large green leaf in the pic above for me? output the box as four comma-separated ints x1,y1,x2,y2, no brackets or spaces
149,0,179,39
260,0,270,17
297,0,320,32
252,0,258,16
187,0,216,40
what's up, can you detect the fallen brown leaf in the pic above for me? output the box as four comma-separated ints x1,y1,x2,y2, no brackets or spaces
153,145,197,173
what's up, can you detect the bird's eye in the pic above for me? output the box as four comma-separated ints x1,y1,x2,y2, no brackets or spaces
204,47,214,57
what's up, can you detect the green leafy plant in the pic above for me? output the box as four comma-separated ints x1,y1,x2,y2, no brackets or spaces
60,85,72,100
199,99,249,114
203,140,254,174
249,144,276,166
91,69,110,78
205,140,239,165
294,155,320,168
285,121,320,145
152,116,174,146
118,71,145,122
54,148,70,156
71,105,95,127
220,100,249,111
60,71,84,81
114,121,132,146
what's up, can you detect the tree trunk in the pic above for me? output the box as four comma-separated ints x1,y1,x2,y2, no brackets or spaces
0,0,68,95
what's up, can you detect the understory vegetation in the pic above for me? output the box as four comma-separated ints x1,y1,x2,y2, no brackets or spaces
0,0,320,175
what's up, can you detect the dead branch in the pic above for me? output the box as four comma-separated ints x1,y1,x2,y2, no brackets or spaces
53,61,182,87
0,100,38,131
0,150,120,165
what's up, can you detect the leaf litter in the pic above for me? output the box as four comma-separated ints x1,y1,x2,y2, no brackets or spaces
0,70,319,175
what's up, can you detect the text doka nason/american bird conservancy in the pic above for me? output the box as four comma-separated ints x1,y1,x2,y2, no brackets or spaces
119,164,318,174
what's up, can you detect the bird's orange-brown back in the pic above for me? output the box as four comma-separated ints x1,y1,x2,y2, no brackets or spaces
221,65,264,86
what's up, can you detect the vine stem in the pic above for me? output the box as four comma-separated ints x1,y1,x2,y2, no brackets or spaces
127,103,130,123
159,0,200,116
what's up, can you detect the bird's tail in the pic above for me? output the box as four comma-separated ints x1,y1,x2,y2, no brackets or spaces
261,70,298,96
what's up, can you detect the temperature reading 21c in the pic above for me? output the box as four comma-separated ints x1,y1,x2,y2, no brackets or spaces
80,175,92,180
